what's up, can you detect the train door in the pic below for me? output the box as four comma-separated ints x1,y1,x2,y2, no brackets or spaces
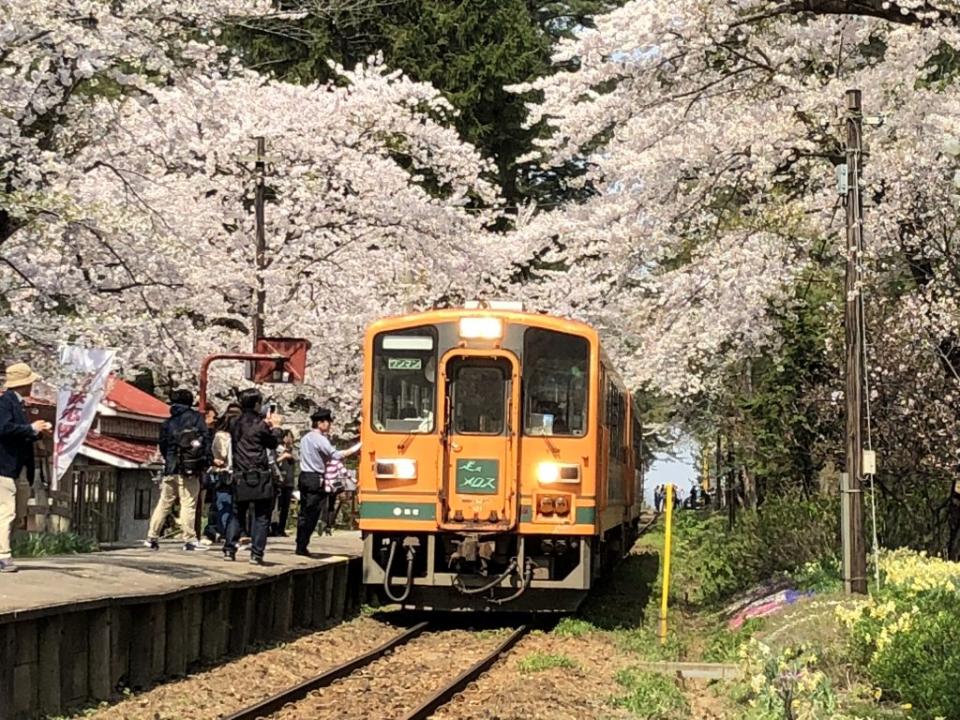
439,351,519,531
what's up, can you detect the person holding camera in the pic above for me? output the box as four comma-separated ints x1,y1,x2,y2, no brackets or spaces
0,363,52,574
144,388,210,552
223,389,282,565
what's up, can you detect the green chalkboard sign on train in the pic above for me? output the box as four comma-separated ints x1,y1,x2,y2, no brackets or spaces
388,358,422,370
455,459,499,494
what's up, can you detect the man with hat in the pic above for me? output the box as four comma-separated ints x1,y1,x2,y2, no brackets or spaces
0,363,52,573
295,408,356,556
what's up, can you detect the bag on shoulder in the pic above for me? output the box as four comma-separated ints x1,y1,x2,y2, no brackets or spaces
234,470,273,503
324,459,349,494
176,426,205,476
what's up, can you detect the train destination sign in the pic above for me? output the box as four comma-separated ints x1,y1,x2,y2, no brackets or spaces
388,358,422,370
455,459,499,494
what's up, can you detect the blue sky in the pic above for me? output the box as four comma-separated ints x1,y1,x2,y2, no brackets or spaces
644,442,698,506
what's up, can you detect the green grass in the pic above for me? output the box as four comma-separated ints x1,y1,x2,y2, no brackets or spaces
612,668,688,719
702,617,764,663
615,626,691,662
517,651,577,674
552,617,596,637
579,549,660,630
12,532,98,558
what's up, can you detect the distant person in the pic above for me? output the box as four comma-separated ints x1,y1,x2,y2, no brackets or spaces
653,484,663,513
271,430,296,537
0,363,51,573
224,389,282,565
203,403,240,545
673,486,681,510
198,402,219,544
144,388,210,551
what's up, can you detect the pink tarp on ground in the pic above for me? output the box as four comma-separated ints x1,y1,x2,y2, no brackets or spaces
728,588,814,630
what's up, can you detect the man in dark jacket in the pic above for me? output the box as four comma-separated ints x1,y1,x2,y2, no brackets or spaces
223,388,282,564
0,363,51,573
144,388,210,551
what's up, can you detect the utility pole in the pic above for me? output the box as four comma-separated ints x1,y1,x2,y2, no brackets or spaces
253,136,267,350
842,89,868,595
726,439,736,530
715,432,722,509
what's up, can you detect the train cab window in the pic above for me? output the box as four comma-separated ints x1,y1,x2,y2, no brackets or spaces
372,327,437,433
449,360,509,435
523,328,589,437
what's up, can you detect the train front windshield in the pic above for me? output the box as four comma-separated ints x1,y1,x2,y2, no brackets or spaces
372,327,437,433
523,328,589,437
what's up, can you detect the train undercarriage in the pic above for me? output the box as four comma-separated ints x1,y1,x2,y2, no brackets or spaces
362,522,638,612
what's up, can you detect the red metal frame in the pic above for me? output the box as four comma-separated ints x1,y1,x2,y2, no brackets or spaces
198,353,284,414
251,337,310,383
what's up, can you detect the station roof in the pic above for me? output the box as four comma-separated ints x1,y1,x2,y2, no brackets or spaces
81,431,160,469
102,377,170,419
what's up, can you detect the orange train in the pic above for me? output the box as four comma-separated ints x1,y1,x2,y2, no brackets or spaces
358,306,644,611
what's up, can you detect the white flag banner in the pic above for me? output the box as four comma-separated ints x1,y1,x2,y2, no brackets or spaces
52,346,116,489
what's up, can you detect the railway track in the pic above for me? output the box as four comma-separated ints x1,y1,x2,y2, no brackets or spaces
222,622,529,720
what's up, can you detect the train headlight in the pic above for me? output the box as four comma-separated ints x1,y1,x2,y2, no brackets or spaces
536,462,581,484
458,316,502,340
537,462,560,484
375,458,417,480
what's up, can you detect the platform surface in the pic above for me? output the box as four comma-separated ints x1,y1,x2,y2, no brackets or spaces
0,531,362,622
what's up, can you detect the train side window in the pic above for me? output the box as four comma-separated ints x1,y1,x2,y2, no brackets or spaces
523,328,589,437
372,327,437,433
605,381,626,459
632,413,643,468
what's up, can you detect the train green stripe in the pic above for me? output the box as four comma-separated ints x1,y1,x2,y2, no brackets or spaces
361,502,593,523
360,501,437,520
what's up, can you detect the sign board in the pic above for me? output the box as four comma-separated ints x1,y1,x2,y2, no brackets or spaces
388,358,422,370
249,337,310,383
455,459,499,494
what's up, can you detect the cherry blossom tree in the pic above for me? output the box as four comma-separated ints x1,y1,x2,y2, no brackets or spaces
510,0,960,540
511,1,958,388
1,3,505,420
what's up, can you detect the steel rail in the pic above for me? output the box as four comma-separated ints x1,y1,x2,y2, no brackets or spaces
400,625,529,720
222,621,430,720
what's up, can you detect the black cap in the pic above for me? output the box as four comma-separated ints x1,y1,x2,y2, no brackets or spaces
311,408,333,424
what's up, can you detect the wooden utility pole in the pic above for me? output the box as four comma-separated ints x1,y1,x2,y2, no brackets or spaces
842,89,868,595
253,136,267,350
726,440,736,530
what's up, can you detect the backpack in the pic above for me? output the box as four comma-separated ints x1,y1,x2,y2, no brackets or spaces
175,426,205,476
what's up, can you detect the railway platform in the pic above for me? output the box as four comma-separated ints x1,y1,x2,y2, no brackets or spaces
0,532,363,720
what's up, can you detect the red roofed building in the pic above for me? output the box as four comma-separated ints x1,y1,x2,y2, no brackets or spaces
21,377,173,544
102,377,170,419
